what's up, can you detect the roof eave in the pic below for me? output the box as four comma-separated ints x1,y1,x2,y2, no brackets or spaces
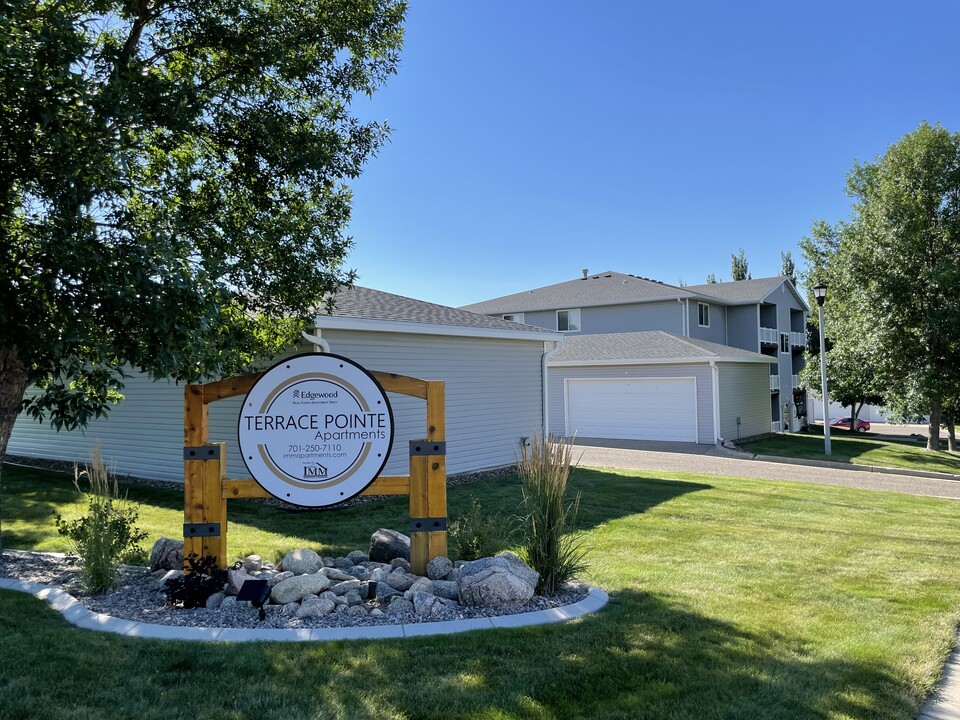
314,314,564,342
549,355,773,367
464,293,695,315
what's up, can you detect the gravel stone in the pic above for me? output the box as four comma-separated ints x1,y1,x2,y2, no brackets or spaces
0,549,590,631
390,557,411,572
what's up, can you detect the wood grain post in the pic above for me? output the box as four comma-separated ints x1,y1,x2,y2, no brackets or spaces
409,381,447,574
183,385,207,564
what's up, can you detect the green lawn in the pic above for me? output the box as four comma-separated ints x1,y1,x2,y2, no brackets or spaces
740,429,960,475
3,463,960,719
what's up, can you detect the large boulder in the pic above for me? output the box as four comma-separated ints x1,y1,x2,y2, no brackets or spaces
457,552,539,609
426,556,453,581
296,596,335,619
281,549,323,575
270,573,332,604
149,538,183,572
369,529,410,563
226,567,256,596
384,571,417,592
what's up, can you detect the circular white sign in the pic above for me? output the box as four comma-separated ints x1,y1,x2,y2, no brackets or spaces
238,353,394,507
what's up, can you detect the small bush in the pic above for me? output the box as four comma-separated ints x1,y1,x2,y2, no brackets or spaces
54,450,147,594
516,434,588,595
449,498,512,562
164,554,227,609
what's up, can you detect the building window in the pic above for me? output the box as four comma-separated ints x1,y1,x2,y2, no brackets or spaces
780,333,790,353
502,313,524,324
698,302,710,327
557,308,581,332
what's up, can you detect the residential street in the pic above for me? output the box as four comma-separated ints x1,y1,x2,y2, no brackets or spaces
571,439,960,501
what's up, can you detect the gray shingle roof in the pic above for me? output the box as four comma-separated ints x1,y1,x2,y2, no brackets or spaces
550,331,770,364
325,285,553,334
460,271,695,314
686,276,794,304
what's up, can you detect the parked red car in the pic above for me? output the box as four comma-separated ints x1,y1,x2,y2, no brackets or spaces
828,417,871,432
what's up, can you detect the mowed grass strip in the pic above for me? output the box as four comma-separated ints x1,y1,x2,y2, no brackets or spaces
741,430,960,475
2,463,960,719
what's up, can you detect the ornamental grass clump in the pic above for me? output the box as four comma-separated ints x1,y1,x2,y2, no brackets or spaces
54,449,147,594
449,498,514,562
516,435,588,595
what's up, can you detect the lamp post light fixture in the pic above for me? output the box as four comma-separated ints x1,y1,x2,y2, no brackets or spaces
813,283,831,456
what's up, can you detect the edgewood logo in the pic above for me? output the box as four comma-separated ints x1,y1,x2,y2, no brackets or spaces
238,353,394,508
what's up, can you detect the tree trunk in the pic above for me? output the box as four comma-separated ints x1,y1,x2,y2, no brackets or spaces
949,422,957,453
851,401,863,434
928,396,943,452
0,345,30,466
0,346,30,554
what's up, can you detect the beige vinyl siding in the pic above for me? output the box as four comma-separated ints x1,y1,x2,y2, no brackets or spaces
8,332,545,482
547,363,715,444
718,363,772,440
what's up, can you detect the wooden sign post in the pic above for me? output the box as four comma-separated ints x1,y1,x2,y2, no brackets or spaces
183,369,447,575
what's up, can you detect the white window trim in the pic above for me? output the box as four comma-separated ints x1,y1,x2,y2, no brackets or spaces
780,332,790,354
698,302,710,328
502,313,524,324
556,308,581,333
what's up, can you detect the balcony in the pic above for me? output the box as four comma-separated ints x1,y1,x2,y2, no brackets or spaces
770,374,779,393
790,331,806,350
792,374,799,390
771,421,782,433
760,326,778,345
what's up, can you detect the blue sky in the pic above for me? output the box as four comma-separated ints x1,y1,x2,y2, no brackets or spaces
344,1,960,308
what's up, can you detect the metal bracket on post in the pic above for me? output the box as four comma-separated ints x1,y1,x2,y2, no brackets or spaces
409,441,446,456
183,445,222,460
183,523,221,538
409,517,447,533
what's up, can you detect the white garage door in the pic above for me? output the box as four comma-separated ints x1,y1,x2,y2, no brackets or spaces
565,377,698,442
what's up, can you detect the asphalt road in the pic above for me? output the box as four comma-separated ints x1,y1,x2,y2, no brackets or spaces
570,438,960,501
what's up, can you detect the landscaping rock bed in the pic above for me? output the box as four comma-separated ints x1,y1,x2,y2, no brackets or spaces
0,537,590,631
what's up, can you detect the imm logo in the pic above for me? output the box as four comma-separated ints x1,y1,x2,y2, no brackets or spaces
303,463,328,478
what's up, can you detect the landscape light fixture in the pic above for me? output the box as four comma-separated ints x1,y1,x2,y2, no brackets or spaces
237,579,272,622
813,284,827,306
814,283,831,455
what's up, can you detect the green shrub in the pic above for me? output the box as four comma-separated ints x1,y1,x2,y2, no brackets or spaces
516,435,588,595
449,498,513,562
54,450,147,594
164,554,227,608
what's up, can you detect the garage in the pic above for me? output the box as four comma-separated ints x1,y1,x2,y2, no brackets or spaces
565,377,698,441
547,332,775,444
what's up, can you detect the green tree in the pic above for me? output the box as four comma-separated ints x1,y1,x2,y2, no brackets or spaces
799,223,885,433
0,0,407,463
705,273,719,284
730,248,750,281
802,123,960,451
780,251,796,283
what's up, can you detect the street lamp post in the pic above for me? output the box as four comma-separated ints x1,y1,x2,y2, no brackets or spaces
813,283,831,456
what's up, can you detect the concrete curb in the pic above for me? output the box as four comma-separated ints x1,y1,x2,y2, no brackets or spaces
0,576,608,643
